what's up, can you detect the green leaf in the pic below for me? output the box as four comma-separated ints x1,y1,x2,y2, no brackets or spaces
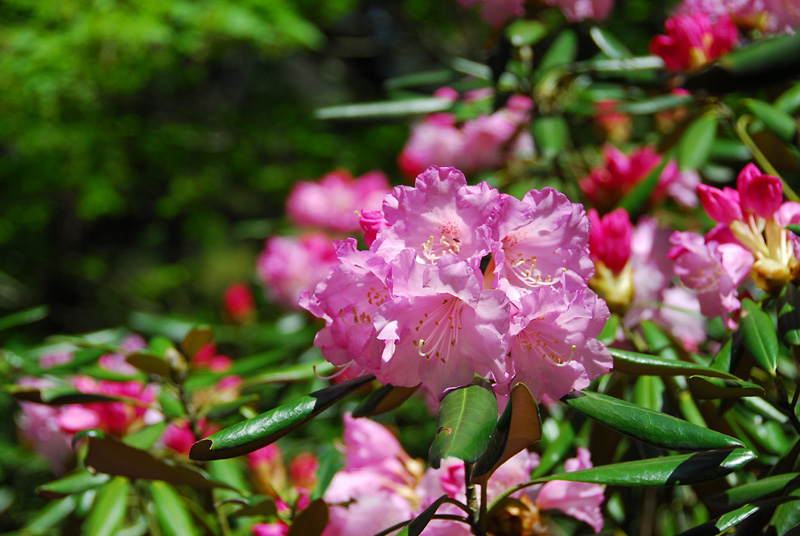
589,26,632,59
352,384,420,418
562,390,743,451
310,447,343,502
615,93,694,115
678,113,718,170
23,496,76,534
315,98,452,120
286,499,328,536
532,116,570,160
224,495,278,519
126,351,170,376
180,325,214,359
123,421,168,450
241,360,337,386
83,477,130,536
532,418,575,478
36,470,111,500
743,99,797,142
0,305,48,332
158,390,188,419
775,81,800,114
9,385,122,405
616,156,670,215
740,299,778,375
190,375,375,460
598,313,620,345
429,380,498,469
473,383,541,483
400,495,461,536
150,481,199,536
688,375,765,399
610,347,738,379
84,435,233,489
705,473,800,510
778,283,800,347
789,224,800,236
534,29,578,82
710,138,752,161
506,19,548,47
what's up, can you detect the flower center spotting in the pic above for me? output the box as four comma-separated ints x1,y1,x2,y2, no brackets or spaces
413,297,464,363
515,324,574,365
421,219,463,262
501,231,558,289
341,285,390,325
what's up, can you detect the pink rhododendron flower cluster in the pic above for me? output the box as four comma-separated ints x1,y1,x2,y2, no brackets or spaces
323,414,605,535
399,95,534,180
580,145,700,212
675,0,800,34
650,10,739,71
302,166,612,402
670,163,800,328
545,0,615,22
456,0,525,28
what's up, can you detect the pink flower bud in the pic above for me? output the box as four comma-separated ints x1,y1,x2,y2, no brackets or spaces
224,282,255,324
698,184,742,224
358,209,389,247
289,452,319,490
650,11,738,71
737,163,783,218
589,208,633,274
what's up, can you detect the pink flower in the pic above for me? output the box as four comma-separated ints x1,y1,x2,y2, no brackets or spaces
650,11,739,71
15,378,74,474
224,282,256,324
545,0,614,22
286,170,390,233
456,0,525,28
674,0,800,34
534,448,605,533
697,184,742,224
258,233,339,309
97,333,146,375
192,342,232,373
589,208,632,274
162,419,215,456
252,523,288,536
737,163,783,218
358,209,390,247
594,100,632,143
289,452,319,491
399,114,464,180
39,352,74,369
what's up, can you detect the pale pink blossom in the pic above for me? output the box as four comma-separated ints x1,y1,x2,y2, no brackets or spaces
545,0,614,22
286,170,390,232
675,0,800,34
650,11,739,71
456,0,525,28
15,378,73,474
97,333,146,375
258,233,339,309
39,352,74,369
399,114,464,180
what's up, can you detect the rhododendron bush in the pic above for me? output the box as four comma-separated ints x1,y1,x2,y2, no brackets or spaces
4,1,800,536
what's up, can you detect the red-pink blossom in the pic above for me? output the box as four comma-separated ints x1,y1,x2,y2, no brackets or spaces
97,333,146,375
358,209,389,248
589,208,633,274
650,11,739,71
162,418,215,456
675,0,800,34
192,342,232,373
224,282,256,324
286,170,390,233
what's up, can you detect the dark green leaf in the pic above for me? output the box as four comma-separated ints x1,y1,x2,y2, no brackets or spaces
84,435,233,489
616,156,670,215
83,477,130,536
678,113,718,170
688,375,765,399
775,81,800,114
36,470,111,500
610,347,738,379
473,383,541,483
534,29,578,82
506,19,548,47
562,390,743,451
225,496,278,519
616,93,694,115
779,283,800,347
429,381,498,468
9,385,121,405
352,384,420,418
789,224,800,236
310,447,343,502
315,98,452,120
740,299,778,375
287,499,328,536
126,351,170,376
150,481,199,536
744,99,797,142
589,26,632,59
123,421,168,450
191,375,375,460
181,326,214,359
532,116,570,160
403,495,458,536
705,473,800,510
0,305,48,332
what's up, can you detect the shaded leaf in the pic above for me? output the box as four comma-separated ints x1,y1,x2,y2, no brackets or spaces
123,421,168,450
352,384,420,418
0,305,48,332
191,375,375,460
688,375,765,399
224,495,278,519
778,283,800,347
562,390,743,451
678,113,718,170
83,476,130,536
678,496,800,536
150,481,200,536
532,418,575,478
532,116,569,160
590,26,632,59
181,326,214,359
10,385,121,405
744,98,797,142
705,473,800,510
598,313,620,345
534,29,578,82
287,499,328,536
36,470,110,500
740,299,778,375
473,383,540,483
616,93,694,115
84,435,233,489
429,381,498,469
400,494,460,536
610,347,738,379
126,351,170,377
310,447,343,502
775,81,800,114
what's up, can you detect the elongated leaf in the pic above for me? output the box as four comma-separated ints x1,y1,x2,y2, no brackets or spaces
191,375,375,460
83,477,130,536
616,93,694,115
688,375,765,399
84,435,233,489
562,390,743,451
506,19,548,47
740,299,778,375
473,383,540,483
287,499,328,536
744,99,797,142
126,351,170,376
705,473,800,510
24,496,76,533
310,447,344,502
710,138,752,161
0,305,48,332
429,381,498,468
532,116,569,160
610,348,738,379
598,313,620,345
10,385,121,405
352,384,420,418
315,98,452,120
224,496,278,519
534,29,578,82
776,81,800,114
678,113,718,170
617,156,670,215
150,481,199,536
242,360,336,386
37,470,110,500
181,326,214,359
778,283,800,346
123,421,168,450
399,495,459,536
590,26,632,59
532,418,575,478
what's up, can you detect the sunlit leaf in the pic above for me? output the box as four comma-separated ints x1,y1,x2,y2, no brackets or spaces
616,93,694,115
36,470,110,500
743,98,797,142
590,26,632,59
740,299,778,375
123,421,168,450
610,347,738,379
506,19,548,47
532,116,569,160
678,113,718,170
83,477,130,536
534,29,577,82
150,481,200,536
315,98,452,120
688,375,765,399
705,473,800,510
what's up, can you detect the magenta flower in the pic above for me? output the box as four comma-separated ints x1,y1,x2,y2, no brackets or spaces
286,169,390,233
674,0,800,34
59,378,158,437
192,342,233,373
545,0,614,22
162,419,215,456
358,209,390,247
650,11,739,72
399,114,464,180
97,333,146,375
224,282,256,324
589,208,632,274
15,378,74,474
257,233,339,309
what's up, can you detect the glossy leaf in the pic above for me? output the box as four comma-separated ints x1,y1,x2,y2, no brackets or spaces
83,476,130,536
84,435,233,489
315,98,452,120
740,298,778,375
590,26,632,59
744,98,797,142
705,473,800,510
688,375,765,399
778,283,800,347
506,19,548,47
473,383,541,483
532,116,569,160
562,390,743,451
429,381,498,469
352,383,420,418
610,347,738,379
150,481,199,536
191,375,375,460
616,93,694,115
678,113,718,171
287,499,328,536
36,470,110,500
180,326,214,359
